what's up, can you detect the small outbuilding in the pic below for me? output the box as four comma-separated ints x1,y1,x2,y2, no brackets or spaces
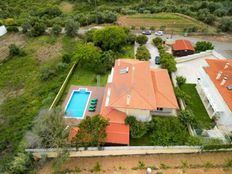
0,25,7,37
172,39,194,57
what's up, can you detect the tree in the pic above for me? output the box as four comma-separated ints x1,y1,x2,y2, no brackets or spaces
218,17,232,32
25,108,67,148
127,33,136,45
74,43,102,72
176,76,186,88
152,37,162,46
174,87,192,105
195,41,214,53
10,153,31,173
178,110,196,126
74,115,109,148
62,53,72,64
160,52,176,73
51,24,62,36
136,35,148,45
93,26,128,51
65,19,80,37
136,45,150,61
125,116,147,138
29,20,46,37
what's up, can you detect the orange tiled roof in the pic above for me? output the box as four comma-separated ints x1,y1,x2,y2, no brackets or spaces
151,69,179,109
204,59,232,110
172,40,194,51
106,123,129,145
108,59,157,110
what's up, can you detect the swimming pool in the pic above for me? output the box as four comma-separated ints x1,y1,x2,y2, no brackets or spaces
65,88,91,119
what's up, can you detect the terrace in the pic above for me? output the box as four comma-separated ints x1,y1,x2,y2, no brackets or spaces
63,85,105,125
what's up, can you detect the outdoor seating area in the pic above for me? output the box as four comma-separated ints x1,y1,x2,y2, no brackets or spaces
88,98,98,112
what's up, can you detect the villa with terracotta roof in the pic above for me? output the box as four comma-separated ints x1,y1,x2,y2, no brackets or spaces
172,40,195,57
66,59,179,145
100,59,179,144
197,59,232,134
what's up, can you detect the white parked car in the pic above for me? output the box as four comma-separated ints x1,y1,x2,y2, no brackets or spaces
155,31,164,36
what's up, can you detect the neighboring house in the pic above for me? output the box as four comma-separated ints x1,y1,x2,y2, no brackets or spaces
172,40,195,57
0,25,7,37
68,59,179,145
197,59,232,134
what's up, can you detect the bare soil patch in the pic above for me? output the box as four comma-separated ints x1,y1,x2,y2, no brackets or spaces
191,35,232,43
0,33,26,62
37,152,232,174
59,1,74,13
36,42,63,61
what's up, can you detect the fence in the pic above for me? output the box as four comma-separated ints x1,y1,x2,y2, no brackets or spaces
26,146,202,158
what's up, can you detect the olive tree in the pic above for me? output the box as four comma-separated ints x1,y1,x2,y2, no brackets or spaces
136,45,150,61
65,19,80,37
136,35,148,45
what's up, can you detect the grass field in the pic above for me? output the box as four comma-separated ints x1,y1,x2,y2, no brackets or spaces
181,84,213,129
118,13,216,33
0,34,76,170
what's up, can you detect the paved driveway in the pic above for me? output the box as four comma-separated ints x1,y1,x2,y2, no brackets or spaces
134,34,160,68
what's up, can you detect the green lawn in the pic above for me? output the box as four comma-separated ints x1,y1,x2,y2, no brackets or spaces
181,84,213,129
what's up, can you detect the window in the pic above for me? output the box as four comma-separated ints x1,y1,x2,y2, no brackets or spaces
157,107,163,111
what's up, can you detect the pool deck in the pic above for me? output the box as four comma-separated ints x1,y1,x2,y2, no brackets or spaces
63,85,105,125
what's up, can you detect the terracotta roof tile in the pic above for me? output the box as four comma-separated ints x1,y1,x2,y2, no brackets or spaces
172,40,194,51
205,59,232,110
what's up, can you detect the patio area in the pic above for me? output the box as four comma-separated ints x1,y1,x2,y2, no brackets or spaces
62,85,105,125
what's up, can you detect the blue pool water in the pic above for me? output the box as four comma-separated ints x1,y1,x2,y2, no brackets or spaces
65,89,91,118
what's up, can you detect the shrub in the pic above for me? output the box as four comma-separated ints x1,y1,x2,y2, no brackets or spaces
136,45,150,61
8,44,25,57
92,162,101,172
152,37,162,47
176,76,186,88
51,24,62,36
4,18,15,26
62,54,72,64
136,35,148,45
40,68,56,81
125,116,147,138
7,26,19,32
174,87,191,105
56,62,67,72
127,33,136,44
178,110,196,126
140,26,145,30
10,153,31,173
65,19,80,37
150,26,155,31
160,52,176,73
195,41,214,53
131,26,136,30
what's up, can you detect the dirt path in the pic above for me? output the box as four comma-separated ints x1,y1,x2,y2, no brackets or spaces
37,152,232,174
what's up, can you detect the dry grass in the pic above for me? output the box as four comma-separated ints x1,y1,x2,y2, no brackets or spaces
0,33,26,62
59,1,74,13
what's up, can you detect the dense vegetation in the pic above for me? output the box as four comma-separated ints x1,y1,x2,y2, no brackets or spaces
1,0,232,33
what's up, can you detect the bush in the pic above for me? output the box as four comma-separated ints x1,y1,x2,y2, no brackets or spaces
195,41,214,53
136,45,150,61
174,87,191,105
8,44,25,57
140,26,145,30
178,110,196,126
40,68,56,81
136,35,148,45
127,33,136,44
51,24,62,36
176,76,186,88
160,52,176,73
7,26,19,32
62,54,72,64
150,26,155,31
125,116,148,138
152,37,162,46
56,62,67,72
4,18,15,26
65,19,80,37
218,17,232,32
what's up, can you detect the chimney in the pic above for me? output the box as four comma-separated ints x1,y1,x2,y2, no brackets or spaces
220,76,228,86
216,71,222,80
224,63,230,69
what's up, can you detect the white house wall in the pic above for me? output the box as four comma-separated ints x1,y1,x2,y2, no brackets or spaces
116,108,151,122
198,68,232,133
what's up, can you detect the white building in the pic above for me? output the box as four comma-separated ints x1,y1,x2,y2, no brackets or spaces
197,59,232,134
